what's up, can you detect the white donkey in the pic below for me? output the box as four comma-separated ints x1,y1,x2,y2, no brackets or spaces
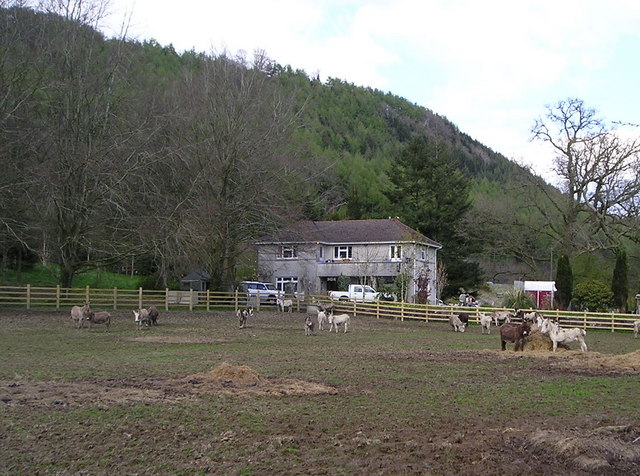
328,312,350,333
548,320,587,352
317,310,327,331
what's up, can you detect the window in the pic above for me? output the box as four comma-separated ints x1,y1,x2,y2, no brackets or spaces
334,246,353,259
276,276,299,293
390,245,402,261
319,247,324,259
420,249,427,260
280,245,297,259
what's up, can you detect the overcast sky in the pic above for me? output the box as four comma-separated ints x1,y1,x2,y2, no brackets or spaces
102,0,640,183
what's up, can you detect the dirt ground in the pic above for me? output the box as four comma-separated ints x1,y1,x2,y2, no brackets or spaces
3,355,639,475
1,310,639,475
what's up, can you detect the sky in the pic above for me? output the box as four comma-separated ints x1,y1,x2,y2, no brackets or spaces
101,0,640,184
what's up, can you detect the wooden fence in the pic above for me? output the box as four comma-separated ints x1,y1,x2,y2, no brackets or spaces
0,285,638,334
323,299,639,334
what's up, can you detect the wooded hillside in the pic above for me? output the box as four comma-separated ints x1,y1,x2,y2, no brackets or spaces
1,4,638,300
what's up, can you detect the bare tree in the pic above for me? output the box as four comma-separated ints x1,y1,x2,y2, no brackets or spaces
5,0,142,287
0,3,53,260
531,98,640,255
435,261,448,302
166,52,304,290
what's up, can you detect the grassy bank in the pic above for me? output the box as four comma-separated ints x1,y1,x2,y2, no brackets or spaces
0,264,143,289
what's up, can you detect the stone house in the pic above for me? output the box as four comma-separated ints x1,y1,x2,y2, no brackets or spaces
255,218,442,303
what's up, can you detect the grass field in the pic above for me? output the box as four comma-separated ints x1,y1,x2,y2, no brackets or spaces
1,309,639,475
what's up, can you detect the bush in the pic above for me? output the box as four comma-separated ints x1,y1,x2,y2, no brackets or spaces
337,274,351,291
572,280,613,312
138,274,164,290
501,288,535,309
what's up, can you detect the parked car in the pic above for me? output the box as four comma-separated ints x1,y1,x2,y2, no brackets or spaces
240,281,283,305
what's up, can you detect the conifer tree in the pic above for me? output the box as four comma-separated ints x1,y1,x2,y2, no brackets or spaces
555,254,573,310
611,247,628,312
385,136,479,297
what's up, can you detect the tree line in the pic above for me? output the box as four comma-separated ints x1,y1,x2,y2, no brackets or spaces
2,2,639,306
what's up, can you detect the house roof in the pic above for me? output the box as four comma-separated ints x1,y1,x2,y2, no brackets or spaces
256,218,442,248
181,269,211,282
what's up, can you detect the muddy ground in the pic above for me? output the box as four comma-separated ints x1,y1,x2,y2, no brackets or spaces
1,310,639,475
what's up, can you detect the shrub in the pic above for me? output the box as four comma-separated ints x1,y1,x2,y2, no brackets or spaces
573,280,613,312
501,288,535,309
138,274,164,290
337,274,351,292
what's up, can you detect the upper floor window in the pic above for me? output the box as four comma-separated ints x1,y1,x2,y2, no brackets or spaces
280,245,297,259
334,246,353,260
420,249,427,261
390,245,402,261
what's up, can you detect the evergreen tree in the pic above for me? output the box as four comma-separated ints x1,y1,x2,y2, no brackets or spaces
611,247,628,312
346,183,363,220
555,254,573,309
385,136,480,298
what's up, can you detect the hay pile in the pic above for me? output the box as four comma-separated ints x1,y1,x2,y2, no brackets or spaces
187,362,265,386
522,331,552,351
522,330,570,352
182,362,338,396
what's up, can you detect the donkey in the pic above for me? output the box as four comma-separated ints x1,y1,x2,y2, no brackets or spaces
500,321,531,351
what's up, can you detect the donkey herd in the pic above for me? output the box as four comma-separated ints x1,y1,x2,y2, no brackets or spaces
70,301,640,351
448,308,600,352
70,302,159,330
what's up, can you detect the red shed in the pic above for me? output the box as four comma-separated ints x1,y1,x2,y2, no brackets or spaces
524,281,556,309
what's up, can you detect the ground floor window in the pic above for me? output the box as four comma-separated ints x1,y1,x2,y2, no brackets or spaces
276,276,299,293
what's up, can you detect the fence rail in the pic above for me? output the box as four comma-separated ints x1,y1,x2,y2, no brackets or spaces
0,285,638,333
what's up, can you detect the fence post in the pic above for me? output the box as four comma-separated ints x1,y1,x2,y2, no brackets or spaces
234,290,239,312
376,299,380,319
26,284,31,310
583,311,587,329
56,285,60,310
611,312,614,333
400,300,404,321
206,289,210,312
165,288,169,311
353,300,357,317
138,287,143,310
113,287,117,310
85,285,90,304
425,303,429,323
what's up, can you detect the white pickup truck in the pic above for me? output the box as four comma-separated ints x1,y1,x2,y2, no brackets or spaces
328,284,379,302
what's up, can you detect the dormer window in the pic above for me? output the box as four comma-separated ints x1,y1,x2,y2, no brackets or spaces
280,245,297,259
390,245,402,261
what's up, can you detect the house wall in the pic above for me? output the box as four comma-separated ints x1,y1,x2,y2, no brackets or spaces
257,241,439,303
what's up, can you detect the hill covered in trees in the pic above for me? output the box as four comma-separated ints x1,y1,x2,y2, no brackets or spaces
1,3,637,300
